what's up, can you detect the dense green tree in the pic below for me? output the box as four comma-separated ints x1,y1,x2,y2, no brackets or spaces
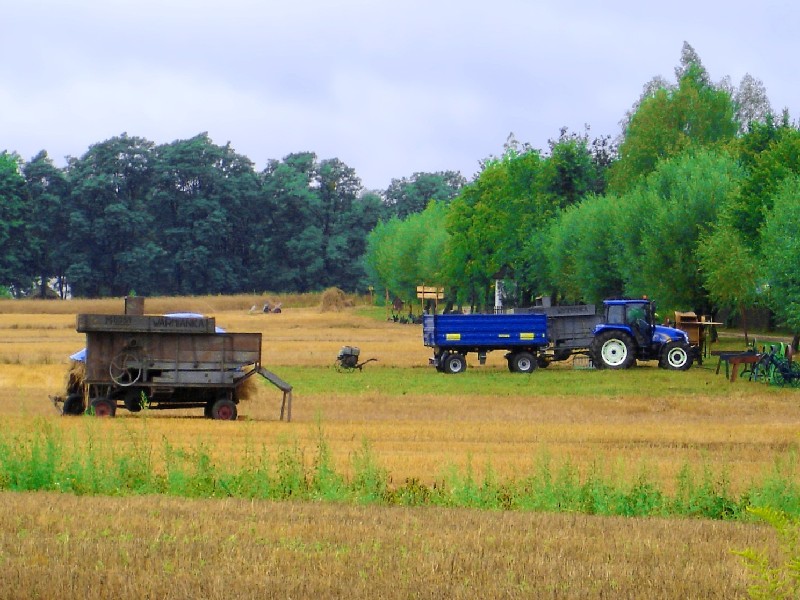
364,201,449,304
255,153,380,292
254,152,322,292
542,193,625,304
761,175,800,342
0,152,29,294
65,134,159,297
609,60,738,193
150,133,259,295
697,225,759,343
614,149,743,311
382,171,465,219
22,151,71,297
445,155,526,309
729,123,800,245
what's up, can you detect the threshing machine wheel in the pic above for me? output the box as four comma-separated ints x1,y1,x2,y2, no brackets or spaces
62,393,85,416
211,398,238,421
109,350,143,387
90,397,117,418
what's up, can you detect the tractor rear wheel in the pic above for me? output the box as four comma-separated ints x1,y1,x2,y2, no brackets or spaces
592,331,635,369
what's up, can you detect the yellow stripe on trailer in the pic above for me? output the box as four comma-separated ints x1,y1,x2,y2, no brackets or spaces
520,332,536,340
445,333,461,341
498,334,510,338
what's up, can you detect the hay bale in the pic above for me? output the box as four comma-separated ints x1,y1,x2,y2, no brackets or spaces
320,287,353,312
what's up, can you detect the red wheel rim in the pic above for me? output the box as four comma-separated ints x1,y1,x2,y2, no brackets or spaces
94,401,113,417
216,404,234,420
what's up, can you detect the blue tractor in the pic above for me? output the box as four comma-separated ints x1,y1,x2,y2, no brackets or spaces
590,299,693,370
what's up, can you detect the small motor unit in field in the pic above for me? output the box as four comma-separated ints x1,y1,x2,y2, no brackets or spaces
337,346,361,369
336,346,377,371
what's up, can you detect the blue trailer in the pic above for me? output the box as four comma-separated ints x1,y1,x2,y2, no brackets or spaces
423,313,549,373
423,299,694,374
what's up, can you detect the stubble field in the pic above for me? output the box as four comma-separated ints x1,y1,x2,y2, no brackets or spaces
0,294,797,598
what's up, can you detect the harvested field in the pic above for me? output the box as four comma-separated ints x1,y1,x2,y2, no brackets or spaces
0,491,778,599
0,295,796,597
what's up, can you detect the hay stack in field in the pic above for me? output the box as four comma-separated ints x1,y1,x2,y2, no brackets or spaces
320,287,353,312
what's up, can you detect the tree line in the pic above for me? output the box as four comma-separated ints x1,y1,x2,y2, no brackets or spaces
3,41,797,339
0,133,463,298
365,44,800,338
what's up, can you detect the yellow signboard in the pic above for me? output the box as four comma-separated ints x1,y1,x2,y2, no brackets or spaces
416,286,444,300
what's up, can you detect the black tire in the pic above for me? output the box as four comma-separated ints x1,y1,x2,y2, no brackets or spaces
591,331,635,370
442,353,467,374
90,397,116,418
62,393,85,416
510,352,536,374
124,389,144,412
659,341,692,371
211,398,238,420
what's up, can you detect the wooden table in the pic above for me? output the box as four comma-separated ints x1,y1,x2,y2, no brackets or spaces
714,351,760,382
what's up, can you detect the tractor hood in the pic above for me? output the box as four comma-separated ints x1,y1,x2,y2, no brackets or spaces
653,325,689,344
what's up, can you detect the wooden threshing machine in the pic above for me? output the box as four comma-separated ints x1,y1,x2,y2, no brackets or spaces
55,299,292,421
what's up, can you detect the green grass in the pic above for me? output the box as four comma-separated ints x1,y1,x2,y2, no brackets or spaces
2,418,799,521
268,362,762,399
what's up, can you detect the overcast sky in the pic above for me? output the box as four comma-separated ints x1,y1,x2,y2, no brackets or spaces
2,0,797,190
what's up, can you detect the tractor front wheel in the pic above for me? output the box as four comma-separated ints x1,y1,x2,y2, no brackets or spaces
659,341,692,371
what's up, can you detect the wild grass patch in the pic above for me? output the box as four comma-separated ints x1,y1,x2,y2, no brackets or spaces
0,417,797,521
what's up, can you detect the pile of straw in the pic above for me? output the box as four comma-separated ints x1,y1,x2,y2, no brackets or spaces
319,287,352,312
65,360,86,394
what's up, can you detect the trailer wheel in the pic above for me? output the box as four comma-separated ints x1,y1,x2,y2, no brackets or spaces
62,393,85,416
211,398,238,420
592,331,635,369
659,341,692,371
510,352,536,374
442,353,467,374
90,397,116,418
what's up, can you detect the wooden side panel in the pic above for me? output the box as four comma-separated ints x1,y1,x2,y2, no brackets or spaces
84,331,262,386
